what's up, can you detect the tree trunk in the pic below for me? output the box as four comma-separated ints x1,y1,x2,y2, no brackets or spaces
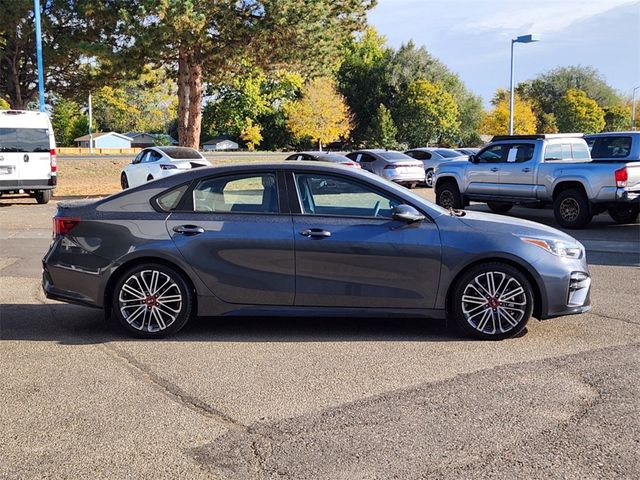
184,62,203,149
318,140,322,151
177,49,190,146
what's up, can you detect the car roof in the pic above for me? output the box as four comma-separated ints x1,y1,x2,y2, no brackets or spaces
584,132,639,137
0,110,52,129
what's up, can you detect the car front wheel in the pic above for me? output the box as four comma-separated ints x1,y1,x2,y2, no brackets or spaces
451,262,534,340
608,204,639,224
112,263,193,338
121,173,129,190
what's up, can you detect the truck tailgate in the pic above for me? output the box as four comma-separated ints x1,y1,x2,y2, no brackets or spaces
623,162,640,191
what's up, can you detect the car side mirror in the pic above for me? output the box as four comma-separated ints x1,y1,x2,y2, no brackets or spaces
469,155,478,163
392,204,425,223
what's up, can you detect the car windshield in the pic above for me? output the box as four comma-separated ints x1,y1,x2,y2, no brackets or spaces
378,151,411,160
160,147,203,159
434,149,462,158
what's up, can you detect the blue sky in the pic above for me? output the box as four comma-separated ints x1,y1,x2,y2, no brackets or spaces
368,0,640,104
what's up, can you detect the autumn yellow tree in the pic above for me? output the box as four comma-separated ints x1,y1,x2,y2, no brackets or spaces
284,78,352,150
0,98,9,109
481,89,537,135
240,118,263,151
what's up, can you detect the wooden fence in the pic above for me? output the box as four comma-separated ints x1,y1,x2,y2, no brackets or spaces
57,147,142,155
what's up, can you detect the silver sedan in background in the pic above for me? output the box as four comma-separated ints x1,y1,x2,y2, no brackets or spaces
346,149,425,188
405,147,468,187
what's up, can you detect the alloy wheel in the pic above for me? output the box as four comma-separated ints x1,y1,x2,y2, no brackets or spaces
426,170,434,188
118,270,183,332
559,198,580,222
439,190,454,209
461,271,527,335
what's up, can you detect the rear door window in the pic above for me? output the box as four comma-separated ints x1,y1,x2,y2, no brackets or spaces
504,144,535,163
0,128,50,152
193,174,279,213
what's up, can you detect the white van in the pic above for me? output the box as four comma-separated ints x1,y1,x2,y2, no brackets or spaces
0,110,57,204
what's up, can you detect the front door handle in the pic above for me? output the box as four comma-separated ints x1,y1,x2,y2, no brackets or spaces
301,228,331,238
522,167,531,172
490,167,499,172
173,225,205,236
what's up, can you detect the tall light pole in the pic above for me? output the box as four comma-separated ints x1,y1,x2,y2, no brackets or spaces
33,0,45,112
632,86,640,131
509,34,540,135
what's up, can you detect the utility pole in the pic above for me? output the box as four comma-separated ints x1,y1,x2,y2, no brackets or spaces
33,0,45,112
508,34,540,135
88,93,93,153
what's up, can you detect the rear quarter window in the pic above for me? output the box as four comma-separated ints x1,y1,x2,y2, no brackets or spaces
589,136,631,159
155,184,189,211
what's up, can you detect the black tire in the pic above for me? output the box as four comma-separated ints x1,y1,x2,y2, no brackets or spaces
111,263,194,338
425,169,435,188
407,182,417,189
35,190,52,204
608,204,639,224
121,173,129,190
553,188,593,229
451,262,534,340
436,181,463,210
487,202,513,214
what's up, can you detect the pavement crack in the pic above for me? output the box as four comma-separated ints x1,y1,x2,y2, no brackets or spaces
99,343,247,431
590,310,640,326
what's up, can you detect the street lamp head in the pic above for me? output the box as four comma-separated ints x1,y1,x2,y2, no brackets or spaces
514,34,541,43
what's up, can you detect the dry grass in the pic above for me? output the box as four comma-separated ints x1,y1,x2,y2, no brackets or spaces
55,154,286,197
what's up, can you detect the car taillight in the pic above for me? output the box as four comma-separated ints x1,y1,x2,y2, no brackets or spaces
342,161,361,168
53,217,80,236
50,148,57,173
615,167,628,187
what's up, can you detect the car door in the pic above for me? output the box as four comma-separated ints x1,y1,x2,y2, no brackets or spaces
0,127,23,187
143,150,164,181
290,171,441,309
15,127,51,186
166,171,295,305
498,143,537,197
465,144,505,196
126,150,148,187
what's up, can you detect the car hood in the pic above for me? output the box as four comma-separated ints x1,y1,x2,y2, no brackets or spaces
457,210,579,244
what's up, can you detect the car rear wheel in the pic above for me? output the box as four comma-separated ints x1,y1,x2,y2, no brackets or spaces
112,263,193,338
451,262,533,340
487,202,513,214
35,190,52,204
553,188,592,229
608,204,639,224
436,182,463,209
425,169,435,188
121,173,129,190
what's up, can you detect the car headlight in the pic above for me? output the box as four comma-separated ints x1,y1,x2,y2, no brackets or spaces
520,237,583,259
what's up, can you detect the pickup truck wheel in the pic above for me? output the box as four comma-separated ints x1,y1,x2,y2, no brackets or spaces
451,262,533,340
487,202,513,214
436,182,463,209
35,190,52,204
553,189,592,229
608,204,639,224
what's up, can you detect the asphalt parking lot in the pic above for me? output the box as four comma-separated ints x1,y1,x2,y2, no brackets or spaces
1,191,639,479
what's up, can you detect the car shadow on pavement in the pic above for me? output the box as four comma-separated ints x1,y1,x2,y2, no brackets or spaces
0,303,471,345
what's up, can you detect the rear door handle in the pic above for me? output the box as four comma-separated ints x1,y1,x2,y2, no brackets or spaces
301,228,331,238
490,167,499,172
522,168,531,172
173,225,205,236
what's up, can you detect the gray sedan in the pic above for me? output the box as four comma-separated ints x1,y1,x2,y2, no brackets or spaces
345,149,425,187
405,148,468,188
43,162,591,340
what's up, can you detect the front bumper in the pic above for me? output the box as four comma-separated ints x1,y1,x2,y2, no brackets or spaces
537,263,592,320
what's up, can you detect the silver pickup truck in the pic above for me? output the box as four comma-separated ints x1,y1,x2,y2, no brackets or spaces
434,134,640,229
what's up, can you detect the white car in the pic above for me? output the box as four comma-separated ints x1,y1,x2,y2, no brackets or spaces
121,146,211,189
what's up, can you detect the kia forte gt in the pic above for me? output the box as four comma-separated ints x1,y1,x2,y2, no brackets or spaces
43,163,591,340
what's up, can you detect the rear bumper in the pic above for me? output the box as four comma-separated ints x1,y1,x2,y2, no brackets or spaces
0,178,56,191
381,170,426,184
617,190,640,203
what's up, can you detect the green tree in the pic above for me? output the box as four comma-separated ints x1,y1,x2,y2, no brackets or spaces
336,27,392,145
603,103,631,132
50,98,83,146
365,104,397,148
480,89,537,136
105,0,374,148
394,80,459,147
284,77,352,150
555,89,605,133
0,0,115,109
